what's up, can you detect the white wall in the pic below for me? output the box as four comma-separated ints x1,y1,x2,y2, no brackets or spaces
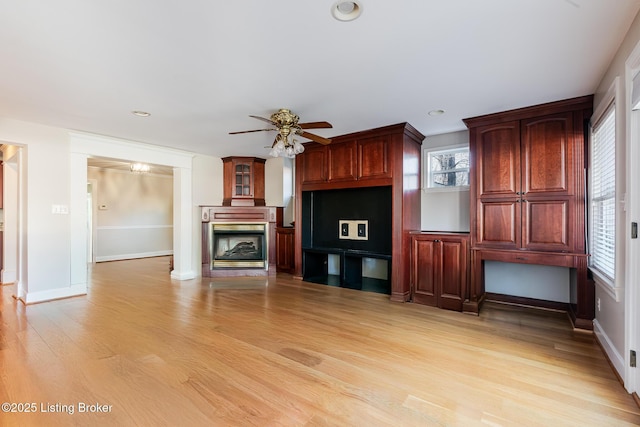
265,156,295,225
592,8,640,388
88,167,173,262
192,153,224,276
0,118,201,303
0,118,75,302
421,131,470,232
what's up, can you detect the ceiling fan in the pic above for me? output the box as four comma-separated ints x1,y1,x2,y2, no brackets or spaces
229,108,333,157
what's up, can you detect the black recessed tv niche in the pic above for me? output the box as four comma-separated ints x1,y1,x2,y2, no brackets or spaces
302,186,392,254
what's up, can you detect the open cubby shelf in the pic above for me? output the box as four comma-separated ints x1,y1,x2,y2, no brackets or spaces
302,248,391,295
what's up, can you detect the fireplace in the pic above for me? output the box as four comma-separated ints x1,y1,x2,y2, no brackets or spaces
201,206,281,277
210,223,267,269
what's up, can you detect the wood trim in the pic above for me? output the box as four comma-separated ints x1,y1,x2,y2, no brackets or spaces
462,95,594,128
485,292,571,313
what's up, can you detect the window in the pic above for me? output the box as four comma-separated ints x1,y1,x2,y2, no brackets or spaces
590,102,616,283
424,146,469,190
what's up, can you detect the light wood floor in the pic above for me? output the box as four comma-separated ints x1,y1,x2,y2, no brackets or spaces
1,257,639,426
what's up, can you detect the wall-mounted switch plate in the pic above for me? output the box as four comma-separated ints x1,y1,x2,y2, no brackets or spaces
52,204,70,215
338,220,368,240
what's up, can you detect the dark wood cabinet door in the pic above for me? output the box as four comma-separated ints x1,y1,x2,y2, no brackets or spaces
440,239,467,312
276,228,295,273
521,112,574,197
474,121,520,199
327,141,357,182
472,121,521,248
476,199,521,249
0,162,3,209
411,233,469,311
300,145,327,185
411,237,439,307
522,198,572,252
357,136,391,180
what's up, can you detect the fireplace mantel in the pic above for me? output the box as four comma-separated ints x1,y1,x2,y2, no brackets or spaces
201,206,282,277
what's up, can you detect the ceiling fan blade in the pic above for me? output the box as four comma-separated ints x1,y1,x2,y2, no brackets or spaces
229,128,275,135
249,115,277,125
298,121,332,129
298,130,332,145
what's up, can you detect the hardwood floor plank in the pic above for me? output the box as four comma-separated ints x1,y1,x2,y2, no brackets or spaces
0,256,638,426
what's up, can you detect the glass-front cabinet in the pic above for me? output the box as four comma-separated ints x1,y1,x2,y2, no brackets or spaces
222,157,266,206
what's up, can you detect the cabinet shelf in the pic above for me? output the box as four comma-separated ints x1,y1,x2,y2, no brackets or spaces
302,247,391,295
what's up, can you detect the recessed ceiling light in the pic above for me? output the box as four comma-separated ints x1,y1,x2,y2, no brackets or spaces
331,1,363,21
132,110,151,117
428,109,445,116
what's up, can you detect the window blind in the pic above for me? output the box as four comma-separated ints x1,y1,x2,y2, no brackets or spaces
590,103,616,281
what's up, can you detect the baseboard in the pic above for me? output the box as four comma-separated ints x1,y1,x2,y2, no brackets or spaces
633,392,640,409
21,284,87,304
95,250,173,262
593,318,625,381
485,292,570,312
170,269,197,280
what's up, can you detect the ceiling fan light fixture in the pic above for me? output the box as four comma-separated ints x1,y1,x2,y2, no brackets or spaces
269,135,305,158
332,1,362,21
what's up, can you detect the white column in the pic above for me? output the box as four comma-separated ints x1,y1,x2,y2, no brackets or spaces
70,152,89,287
171,166,196,280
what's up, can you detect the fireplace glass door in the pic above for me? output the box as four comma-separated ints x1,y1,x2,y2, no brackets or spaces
211,223,267,269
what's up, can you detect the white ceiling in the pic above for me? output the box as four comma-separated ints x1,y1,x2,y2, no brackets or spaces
1,0,639,159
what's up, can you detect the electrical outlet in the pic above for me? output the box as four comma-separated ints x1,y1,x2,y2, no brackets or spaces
339,220,350,239
597,297,601,311
357,223,366,237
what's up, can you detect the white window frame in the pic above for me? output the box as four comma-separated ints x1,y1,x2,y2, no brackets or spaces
423,144,470,192
589,77,621,301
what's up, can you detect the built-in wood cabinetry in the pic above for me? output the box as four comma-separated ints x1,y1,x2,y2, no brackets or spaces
275,227,295,273
295,123,424,302
410,232,469,312
0,162,3,209
299,133,393,189
222,157,265,206
471,112,580,253
463,96,594,329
